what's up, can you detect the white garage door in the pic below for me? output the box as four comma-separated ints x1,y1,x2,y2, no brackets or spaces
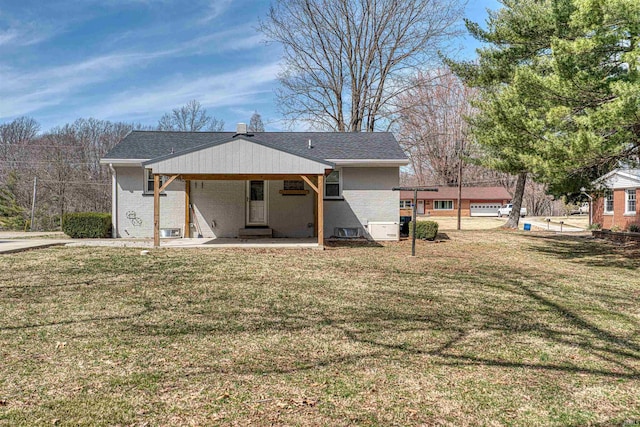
470,203,501,217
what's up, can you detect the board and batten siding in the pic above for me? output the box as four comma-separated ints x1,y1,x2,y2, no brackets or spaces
324,167,400,238
145,138,329,175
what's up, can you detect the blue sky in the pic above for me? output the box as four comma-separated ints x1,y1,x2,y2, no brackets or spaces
0,0,500,132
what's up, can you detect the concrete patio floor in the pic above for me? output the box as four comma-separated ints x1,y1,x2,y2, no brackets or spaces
163,237,320,249
64,237,320,249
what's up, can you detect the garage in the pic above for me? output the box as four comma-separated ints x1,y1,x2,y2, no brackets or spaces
470,203,501,217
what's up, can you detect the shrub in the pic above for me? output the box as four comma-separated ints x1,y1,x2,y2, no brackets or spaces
587,223,602,230
62,213,112,238
629,223,640,233
409,220,439,240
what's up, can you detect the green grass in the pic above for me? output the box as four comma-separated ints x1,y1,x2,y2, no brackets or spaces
0,231,639,426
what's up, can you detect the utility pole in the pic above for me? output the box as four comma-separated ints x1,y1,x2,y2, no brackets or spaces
30,176,37,231
456,140,464,231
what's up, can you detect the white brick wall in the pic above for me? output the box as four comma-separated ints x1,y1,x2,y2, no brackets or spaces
114,166,399,240
115,166,186,238
324,167,400,238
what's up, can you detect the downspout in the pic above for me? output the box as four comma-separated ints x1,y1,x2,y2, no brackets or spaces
109,164,118,238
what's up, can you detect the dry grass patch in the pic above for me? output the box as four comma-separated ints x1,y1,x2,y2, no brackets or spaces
423,216,506,230
1,231,639,426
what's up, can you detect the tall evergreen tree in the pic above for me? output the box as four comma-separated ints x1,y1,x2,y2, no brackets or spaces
0,172,26,230
449,0,640,227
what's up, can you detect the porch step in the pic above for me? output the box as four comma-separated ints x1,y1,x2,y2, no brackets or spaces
238,228,273,238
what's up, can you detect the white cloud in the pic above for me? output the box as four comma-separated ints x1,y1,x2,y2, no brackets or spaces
0,30,270,119
87,62,281,121
198,0,233,24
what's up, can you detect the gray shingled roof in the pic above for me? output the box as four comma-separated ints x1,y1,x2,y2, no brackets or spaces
103,131,408,161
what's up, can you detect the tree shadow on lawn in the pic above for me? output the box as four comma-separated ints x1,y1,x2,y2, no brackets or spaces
130,264,640,380
0,300,155,331
523,234,640,269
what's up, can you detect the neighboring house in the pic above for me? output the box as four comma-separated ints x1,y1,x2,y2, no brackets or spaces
99,125,409,246
399,186,512,218
592,168,639,230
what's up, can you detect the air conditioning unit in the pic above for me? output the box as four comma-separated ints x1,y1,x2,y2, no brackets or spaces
160,228,182,238
367,222,399,241
334,227,362,238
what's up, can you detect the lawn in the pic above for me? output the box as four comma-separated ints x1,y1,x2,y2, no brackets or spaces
1,231,639,426
422,216,506,230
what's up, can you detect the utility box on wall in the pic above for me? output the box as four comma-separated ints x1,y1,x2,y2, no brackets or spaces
367,222,400,241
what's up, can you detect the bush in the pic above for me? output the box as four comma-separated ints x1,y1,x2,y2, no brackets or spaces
409,220,439,241
62,213,112,238
629,223,640,233
587,223,602,230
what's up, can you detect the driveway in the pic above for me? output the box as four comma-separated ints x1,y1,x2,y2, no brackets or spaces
0,231,70,254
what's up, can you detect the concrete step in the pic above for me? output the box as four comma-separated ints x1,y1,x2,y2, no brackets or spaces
238,228,273,238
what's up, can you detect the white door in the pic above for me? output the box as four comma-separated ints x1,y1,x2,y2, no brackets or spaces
246,180,268,225
417,200,425,214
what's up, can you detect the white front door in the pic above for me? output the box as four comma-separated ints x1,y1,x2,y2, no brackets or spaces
246,180,268,225
417,200,425,214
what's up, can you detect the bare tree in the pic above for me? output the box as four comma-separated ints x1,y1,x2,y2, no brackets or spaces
157,100,225,132
248,111,265,132
0,117,40,170
260,0,465,132
398,69,503,187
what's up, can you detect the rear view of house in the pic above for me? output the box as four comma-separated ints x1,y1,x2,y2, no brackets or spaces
100,126,409,246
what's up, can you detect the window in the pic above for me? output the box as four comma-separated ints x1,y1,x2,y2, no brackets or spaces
144,169,166,194
434,200,453,210
284,180,304,191
604,189,614,213
400,200,412,208
626,189,636,213
325,170,341,198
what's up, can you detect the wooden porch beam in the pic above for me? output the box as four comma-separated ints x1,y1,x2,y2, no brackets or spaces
159,174,179,192
184,180,190,238
178,174,312,181
153,174,160,247
300,175,319,194
317,174,324,248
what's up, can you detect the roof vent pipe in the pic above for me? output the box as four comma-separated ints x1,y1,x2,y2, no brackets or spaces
236,123,247,134
308,139,312,149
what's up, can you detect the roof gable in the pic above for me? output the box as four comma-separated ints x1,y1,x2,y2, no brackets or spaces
144,137,332,175
594,168,640,188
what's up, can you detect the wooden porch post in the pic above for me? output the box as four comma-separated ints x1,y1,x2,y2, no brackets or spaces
317,174,324,248
184,180,191,238
153,174,160,247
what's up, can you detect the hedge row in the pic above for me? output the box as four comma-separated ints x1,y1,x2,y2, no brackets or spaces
408,220,439,241
62,213,112,238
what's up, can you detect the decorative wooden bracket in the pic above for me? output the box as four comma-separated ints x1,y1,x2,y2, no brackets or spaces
158,174,179,192
300,175,319,194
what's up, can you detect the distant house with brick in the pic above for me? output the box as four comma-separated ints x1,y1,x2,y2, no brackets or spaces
399,186,511,218
593,168,639,230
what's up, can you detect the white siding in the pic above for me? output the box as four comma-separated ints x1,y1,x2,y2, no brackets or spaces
603,172,640,189
146,138,328,175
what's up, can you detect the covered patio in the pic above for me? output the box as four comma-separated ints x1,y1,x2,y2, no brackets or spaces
151,173,327,248
145,134,334,248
